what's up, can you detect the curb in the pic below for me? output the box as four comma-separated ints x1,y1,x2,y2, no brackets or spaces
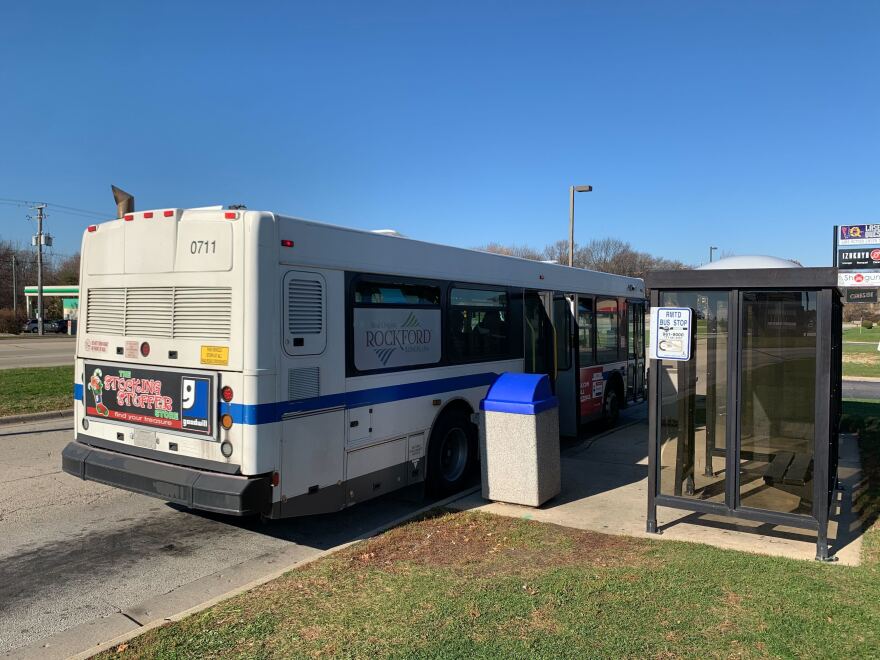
13,485,481,660
0,409,72,426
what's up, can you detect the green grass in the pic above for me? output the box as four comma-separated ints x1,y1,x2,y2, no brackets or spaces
0,365,74,416
100,402,880,659
844,325,880,343
843,341,880,379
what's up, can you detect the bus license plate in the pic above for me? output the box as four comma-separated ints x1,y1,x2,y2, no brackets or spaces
83,362,215,436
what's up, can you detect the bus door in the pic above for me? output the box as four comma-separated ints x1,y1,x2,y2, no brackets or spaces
524,291,555,384
553,293,578,437
524,290,578,436
628,301,646,400
576,296,604,420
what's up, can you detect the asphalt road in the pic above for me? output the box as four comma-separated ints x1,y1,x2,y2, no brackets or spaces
0,336,76,369
0,418,444,655
843,378,880,400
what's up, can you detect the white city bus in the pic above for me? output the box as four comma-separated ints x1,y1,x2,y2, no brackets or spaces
62,207,645,518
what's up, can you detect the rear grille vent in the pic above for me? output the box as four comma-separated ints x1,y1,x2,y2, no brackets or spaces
86,288,125,335
85,287,232,340
288,367,320,400
288,279,323,335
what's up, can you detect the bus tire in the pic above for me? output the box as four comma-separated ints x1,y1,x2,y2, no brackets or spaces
603,381,621,427
426,408,477,497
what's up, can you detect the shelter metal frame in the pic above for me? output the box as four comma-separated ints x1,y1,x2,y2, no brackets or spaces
645,267,841,561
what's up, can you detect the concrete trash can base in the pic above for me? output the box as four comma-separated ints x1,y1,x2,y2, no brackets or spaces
479,373,561,507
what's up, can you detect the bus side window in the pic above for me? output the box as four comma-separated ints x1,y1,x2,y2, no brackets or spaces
448,288,509,362
578,299,595,367
596,298,619,363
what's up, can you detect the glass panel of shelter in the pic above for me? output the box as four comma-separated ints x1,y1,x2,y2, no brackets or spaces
657,291,728,503
656,289,816,519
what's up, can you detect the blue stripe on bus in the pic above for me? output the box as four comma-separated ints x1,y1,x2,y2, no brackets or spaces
74,372,499,426
229,371,500,425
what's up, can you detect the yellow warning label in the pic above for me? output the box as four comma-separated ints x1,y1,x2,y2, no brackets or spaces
200,345,229,366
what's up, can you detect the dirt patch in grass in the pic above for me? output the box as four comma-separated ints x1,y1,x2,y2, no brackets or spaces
342,509,653,576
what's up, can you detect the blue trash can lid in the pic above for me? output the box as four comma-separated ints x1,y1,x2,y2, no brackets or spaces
480,372,559,415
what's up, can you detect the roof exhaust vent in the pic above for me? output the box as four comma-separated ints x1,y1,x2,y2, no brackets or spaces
112,185,134,218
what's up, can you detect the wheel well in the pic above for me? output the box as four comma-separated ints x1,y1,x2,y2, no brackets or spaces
606,372,625,400
429,398,475,441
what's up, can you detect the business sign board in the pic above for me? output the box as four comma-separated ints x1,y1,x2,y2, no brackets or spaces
838,271,880,288
838,248,880,269
649,307,693,361
84,362,214,435
839,224,880,246
845,288,878,304
353,308,441,371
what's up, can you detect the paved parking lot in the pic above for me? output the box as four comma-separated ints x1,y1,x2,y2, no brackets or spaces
0,418,445,656
0,336,75,369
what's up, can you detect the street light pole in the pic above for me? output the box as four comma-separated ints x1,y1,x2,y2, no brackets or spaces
709,246,718,263
568,185,593,267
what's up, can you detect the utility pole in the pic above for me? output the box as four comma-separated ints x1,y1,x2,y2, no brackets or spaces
568,185,593,267
11,254,16,316
33,204,47,336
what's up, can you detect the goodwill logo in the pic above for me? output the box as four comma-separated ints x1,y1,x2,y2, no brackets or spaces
354,308,441,371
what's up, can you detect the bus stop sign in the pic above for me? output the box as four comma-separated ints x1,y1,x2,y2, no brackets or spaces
649,307,693,361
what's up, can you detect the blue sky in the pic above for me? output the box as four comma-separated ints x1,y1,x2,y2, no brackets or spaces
1,1,877,266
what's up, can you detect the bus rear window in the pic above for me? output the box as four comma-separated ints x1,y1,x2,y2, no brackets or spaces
355,281,440,305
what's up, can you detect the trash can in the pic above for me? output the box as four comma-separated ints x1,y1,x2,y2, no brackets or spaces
479,372,561,507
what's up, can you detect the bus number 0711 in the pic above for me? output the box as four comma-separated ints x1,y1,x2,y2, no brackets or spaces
190,240,216,254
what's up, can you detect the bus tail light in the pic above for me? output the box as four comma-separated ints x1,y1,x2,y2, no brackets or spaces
140,342,150,357
272,472,280,487
281,240,294,248
220,441,233,458
221,385,234,402
221,413,233,430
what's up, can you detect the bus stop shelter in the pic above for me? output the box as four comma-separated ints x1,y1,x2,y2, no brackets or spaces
644,261,842,560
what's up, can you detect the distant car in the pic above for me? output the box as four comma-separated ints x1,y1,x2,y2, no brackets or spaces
21,319,67,333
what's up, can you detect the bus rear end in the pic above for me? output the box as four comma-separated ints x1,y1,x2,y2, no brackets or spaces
62,207,273,516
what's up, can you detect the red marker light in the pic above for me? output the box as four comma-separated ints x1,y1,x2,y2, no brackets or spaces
224,212,237,219
281,239,294,248
221,385,234,402
143,212,154,219
163,210,174,217
140,342,150,357
124,214,134,221
87,225,97,232
272,472,280,487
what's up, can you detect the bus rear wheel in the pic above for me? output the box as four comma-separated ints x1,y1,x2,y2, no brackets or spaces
603,385,621,427
427,408,477,497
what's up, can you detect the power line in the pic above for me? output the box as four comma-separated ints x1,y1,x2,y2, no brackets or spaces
0,197,108,219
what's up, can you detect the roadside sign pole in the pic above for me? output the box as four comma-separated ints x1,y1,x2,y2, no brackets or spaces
34,204,46,336
832,225,838,267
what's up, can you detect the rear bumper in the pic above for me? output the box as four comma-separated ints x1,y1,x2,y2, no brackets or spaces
62,439,271,516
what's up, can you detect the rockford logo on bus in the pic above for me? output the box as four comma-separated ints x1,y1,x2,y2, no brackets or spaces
354,308,441,370
83,363,213,435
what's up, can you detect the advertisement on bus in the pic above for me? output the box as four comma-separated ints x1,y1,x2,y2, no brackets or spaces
84,362,214,435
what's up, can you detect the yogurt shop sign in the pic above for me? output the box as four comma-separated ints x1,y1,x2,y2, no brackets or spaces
353,308,441,371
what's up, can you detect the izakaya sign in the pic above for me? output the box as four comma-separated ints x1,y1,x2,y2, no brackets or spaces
838,248,880,269
353,308,441,371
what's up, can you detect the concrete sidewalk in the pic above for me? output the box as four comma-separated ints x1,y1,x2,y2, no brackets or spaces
451,404,865,565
